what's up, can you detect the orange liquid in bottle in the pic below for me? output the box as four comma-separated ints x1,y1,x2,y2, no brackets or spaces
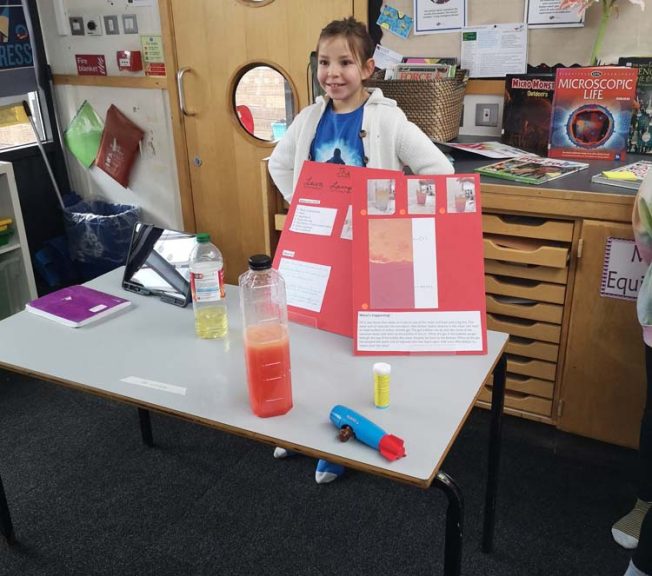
244,323,293,417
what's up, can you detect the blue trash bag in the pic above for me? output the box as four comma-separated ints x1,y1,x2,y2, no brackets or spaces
63,200,140,281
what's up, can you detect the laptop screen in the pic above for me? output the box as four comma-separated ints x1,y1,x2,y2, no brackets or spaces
122,223,195,306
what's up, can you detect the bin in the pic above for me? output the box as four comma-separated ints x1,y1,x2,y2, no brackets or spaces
63,200,140,281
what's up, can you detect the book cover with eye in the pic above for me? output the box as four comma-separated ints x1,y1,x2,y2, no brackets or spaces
548,66,638,161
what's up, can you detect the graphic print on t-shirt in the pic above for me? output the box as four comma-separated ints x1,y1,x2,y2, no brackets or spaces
311,103,365,167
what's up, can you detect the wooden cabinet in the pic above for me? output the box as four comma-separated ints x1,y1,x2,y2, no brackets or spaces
477,213,574,422
0,161,37,320
558,220,645,448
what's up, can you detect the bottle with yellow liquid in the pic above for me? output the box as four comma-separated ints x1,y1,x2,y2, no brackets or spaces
189,233,228,338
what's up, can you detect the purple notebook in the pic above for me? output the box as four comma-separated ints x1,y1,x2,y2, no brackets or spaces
25,285,131,327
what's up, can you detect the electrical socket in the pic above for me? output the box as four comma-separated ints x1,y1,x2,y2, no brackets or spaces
475,103,499,127
104,15,119,35
69,16,84,36
86,16,103,36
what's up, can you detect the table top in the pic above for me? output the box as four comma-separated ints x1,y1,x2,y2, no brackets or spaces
0,269,508,488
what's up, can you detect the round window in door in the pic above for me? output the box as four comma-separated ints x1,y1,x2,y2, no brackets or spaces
233,63,296,142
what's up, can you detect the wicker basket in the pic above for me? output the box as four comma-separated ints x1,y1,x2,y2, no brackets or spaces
366,70,468,142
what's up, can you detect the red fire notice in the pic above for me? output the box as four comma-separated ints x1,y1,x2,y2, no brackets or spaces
75,55,107,76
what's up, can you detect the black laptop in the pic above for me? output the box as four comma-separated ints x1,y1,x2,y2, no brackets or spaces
122,223,196,307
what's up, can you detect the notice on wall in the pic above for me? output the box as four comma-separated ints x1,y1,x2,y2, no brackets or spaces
75,55,107,76
140,35,166,77
601,237,647,301
414,0,467,34
460,23,527,78
525,0,585,28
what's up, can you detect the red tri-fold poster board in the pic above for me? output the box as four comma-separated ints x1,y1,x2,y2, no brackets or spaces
272,161,398,337
352,173,486,355
273,161,487,355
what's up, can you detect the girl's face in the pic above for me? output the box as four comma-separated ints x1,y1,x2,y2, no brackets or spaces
317,36,374,112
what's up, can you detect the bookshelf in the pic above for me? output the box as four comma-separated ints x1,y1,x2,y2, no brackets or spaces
0,161,37,320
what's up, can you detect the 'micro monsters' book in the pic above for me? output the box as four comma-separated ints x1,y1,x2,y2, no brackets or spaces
618,57,652,155
548,66,638,161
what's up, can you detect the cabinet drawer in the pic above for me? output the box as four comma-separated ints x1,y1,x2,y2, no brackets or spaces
484,236,569,269
478,386,552,417
486,373,555,399
483,214,574,242
487,313,561,344
486,295,563,324
506,337,559,362
485,274,566,304
484,259,568,285
507,354,557,381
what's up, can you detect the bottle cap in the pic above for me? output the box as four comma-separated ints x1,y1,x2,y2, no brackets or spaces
248,254,272,270
196,232,210,243
373,362,391,375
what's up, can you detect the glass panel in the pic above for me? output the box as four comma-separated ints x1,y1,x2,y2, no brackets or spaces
234,65,295,142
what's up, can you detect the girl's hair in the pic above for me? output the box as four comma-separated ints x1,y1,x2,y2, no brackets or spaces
317,17,375,68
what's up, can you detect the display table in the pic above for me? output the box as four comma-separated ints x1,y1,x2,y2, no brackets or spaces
0,268,508,575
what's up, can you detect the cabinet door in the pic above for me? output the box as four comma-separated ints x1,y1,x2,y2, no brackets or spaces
559,220,645,448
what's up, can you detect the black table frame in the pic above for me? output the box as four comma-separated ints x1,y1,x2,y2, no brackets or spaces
0,353,507,576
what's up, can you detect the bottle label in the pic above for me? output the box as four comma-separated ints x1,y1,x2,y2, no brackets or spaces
190,267,225,302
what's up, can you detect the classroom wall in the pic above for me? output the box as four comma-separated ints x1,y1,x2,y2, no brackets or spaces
35,0,183,230
379,0,651,136
34,1,652,222
380,0,650,66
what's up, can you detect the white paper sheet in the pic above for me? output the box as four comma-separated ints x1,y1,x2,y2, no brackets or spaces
372,44,403,70
357,310,483,352
290,204,338,236
414,0,467,34
461,23,527,78
278,258,331,312
525,0,584,28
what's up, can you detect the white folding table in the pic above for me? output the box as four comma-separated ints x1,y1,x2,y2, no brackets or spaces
0,268,508,575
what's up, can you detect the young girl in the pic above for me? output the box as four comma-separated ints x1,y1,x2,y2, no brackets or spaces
268,17,454,483
268,17,453,203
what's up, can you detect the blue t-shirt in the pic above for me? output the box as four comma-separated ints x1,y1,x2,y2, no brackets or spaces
310,102,365,167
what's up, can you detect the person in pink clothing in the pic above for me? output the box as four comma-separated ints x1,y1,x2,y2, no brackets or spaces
618,171,652,576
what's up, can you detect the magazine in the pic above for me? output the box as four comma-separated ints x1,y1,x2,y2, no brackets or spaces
26,285,131,327
548,66,638,161
618,57,652,155
435,141,529,159
591,159,652,190
501,73,555,157
475,155,589,185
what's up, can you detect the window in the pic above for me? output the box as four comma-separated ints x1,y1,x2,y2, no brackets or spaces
233,64,296,142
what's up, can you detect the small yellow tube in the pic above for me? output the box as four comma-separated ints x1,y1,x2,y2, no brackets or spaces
373,362,391,409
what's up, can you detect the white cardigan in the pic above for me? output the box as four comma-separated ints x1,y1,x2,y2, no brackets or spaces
268,88,455,202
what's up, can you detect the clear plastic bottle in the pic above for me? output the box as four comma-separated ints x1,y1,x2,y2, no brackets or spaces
189,233,228,338
239,254,292,417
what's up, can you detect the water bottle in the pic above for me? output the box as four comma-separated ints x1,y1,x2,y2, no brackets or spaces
189,233,228,338
239,254,292,417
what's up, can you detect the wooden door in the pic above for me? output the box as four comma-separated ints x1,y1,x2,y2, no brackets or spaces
163,0,363,283
559,220,646,448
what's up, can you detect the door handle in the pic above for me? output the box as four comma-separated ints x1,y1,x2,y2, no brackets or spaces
176,66,196,116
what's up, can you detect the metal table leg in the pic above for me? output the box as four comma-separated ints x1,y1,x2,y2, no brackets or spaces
137,408,154,447
0,471,15,545
433,470,464,576
482,352,506,553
